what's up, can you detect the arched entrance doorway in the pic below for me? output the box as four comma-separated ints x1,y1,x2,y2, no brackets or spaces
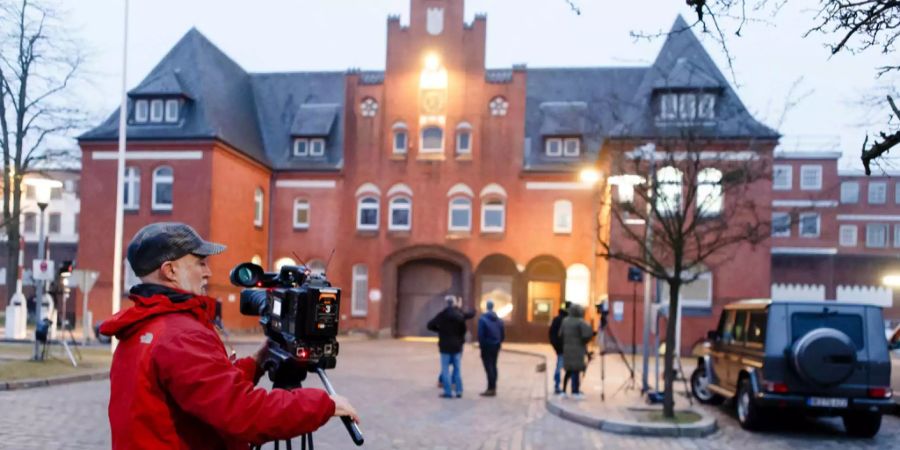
381,246,473,337
521,255,567,340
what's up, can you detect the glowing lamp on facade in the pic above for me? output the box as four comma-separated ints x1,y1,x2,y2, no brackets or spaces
420,52,447,90
424,53,441,71
883,274,900,288
579,168,601,186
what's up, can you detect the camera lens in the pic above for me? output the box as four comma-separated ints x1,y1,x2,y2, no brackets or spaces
239,290,268,316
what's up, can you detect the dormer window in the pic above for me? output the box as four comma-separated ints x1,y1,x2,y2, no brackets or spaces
134,97,181,124
658,92,716,122
545,137,580,158
294,138,325,157
165,99,180,122
135,100,149,122
150,99,164,122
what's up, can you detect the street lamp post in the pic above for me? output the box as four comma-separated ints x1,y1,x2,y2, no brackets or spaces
25,177,62,360
580,168,602,312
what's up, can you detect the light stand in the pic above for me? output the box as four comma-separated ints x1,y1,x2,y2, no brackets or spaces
627,266,642,386
25,177,61,361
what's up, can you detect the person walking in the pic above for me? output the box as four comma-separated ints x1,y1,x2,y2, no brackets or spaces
427,297,474,398
477,300,505,397
548,302,570,395
560,304,593,400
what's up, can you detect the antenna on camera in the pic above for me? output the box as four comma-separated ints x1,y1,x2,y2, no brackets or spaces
324,248,336,276
291,251,309,268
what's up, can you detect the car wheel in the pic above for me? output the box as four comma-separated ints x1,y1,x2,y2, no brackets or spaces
691,366,724,405
736,378,764,430
843,412,882,438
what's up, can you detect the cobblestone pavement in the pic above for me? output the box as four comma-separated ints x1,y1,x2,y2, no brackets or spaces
1,339,900,449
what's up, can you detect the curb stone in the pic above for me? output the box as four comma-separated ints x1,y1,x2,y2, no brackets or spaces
0,370,109,391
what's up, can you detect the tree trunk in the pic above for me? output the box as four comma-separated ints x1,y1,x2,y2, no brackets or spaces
663,279,681,418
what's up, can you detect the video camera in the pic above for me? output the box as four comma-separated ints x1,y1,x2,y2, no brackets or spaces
230,262,342,384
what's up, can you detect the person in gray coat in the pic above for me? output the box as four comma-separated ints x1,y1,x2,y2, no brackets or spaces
559,304,594,399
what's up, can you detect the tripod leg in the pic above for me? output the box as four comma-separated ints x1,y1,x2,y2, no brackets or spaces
308,433,313,450
275,440,280,450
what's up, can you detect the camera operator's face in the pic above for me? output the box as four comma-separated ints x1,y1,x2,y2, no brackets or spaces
163,254,212,296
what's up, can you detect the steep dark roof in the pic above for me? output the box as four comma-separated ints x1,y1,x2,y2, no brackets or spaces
611,16,779,140
250,72,346,170
290,104,340,137
79,29,268,165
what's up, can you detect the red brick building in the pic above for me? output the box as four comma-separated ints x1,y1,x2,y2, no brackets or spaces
78,1,779,346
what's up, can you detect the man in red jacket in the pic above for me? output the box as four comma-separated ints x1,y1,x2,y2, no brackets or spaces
100,222,359,450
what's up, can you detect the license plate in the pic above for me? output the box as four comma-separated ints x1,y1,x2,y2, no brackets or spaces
807,397,848,408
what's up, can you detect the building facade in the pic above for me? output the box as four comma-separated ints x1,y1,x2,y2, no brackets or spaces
78,0,779,347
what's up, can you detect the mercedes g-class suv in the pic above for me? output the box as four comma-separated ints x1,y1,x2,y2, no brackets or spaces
690,299,893,437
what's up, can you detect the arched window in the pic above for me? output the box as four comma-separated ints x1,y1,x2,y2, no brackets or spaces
393,122,408,155
123,166,140,210
481,199,505,233
448,197,472,232
421,126,444,153
656,166,682,216
456,122,472,155
565,264,591,306
293,199,310,229
253,188,264,227
553,200,573,234
274,257,296,271
351,264,369,317
697,168,723,217
357,196,379,230
152,166,173,211
389,197,412,230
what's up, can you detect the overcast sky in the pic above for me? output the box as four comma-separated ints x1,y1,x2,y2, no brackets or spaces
69,0,894,169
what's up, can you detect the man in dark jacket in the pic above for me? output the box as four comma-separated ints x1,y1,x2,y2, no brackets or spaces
427,296,474,398
548,302,570,395
477,300,505,397
100,222,359,449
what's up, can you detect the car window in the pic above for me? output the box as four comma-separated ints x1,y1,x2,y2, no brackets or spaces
746,311,767,346
733,311,747,345
791,312,864,350
719,310,736,343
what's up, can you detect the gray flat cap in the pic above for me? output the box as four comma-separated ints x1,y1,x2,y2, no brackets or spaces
127,222,226,277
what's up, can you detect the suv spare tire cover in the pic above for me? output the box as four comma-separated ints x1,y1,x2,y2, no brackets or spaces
791,328,857,386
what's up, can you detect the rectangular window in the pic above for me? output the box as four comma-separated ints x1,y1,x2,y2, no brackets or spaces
746,311,767,347
697,93,716,119
792,312,864,350
150,99,164,123
772,212,791,237
165,99,179,122
732,311,748,345
868,182,887,204
678,93,697,120
563,138,580,157
799,165,822,190
48,213,61,234
799,212,820,237
660,93,678,120
658,272,713,308
545,138,562,157
456,131,471,154
351,264,368,317
448,198,471,232
135,99,149,123
294,200,310,229
866,223,888,248
123,167,140,210
23,212,36,234
896,183,900,204
74,213,79,235
393,131,408,154
773,165,792,190
482,201,505,233
553,200,573,234
25,185,35,199
840,182,859,204
310,138,326,157
50,187,62,200
293,139,308,156
894,225,900,249
839,225,858,247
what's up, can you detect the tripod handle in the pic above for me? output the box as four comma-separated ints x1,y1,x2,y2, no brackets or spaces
315,368,364,446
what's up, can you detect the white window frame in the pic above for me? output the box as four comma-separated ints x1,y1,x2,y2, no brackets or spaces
772,212,790,237
388,196,412,231
151,166,174,211
448,197,472,232
253,188,264,227
456,128,472,155
150,99,164,123
553,200,573,234
656,166,683,216
894,225,900,248
839,225,858,247
678,93,697,120
134,99,149,123
23,212,36,234
420,126,444,153
563,138,580,157
351,264,368,317
866,223,889,248
660,93,678,120
393,123,408,155
868,181,887,204
123,166,140,210
481,199,506,233
697,93,716,119
773,165,792,191
293,138,309,156
310,138,326,157
798,212,820,238
697,168,723,217
357,196,379,231
799,165,822,191
293,199,310,230
841,182,860,204
545,138,562,157
895,183,900,204
164,99,179,122
48,212,61,235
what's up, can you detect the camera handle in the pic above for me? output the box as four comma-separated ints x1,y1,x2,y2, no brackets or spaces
315,367,365,446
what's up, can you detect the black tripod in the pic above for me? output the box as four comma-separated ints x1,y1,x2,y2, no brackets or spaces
596,304,635,401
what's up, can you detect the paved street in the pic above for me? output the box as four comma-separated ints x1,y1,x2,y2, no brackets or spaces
2,339,900,449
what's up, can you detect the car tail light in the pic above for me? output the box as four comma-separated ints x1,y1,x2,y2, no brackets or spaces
868,387,892,399
765,382,789,393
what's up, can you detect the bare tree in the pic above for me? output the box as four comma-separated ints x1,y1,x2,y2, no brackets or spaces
0,0,85,303
598,132,772,418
